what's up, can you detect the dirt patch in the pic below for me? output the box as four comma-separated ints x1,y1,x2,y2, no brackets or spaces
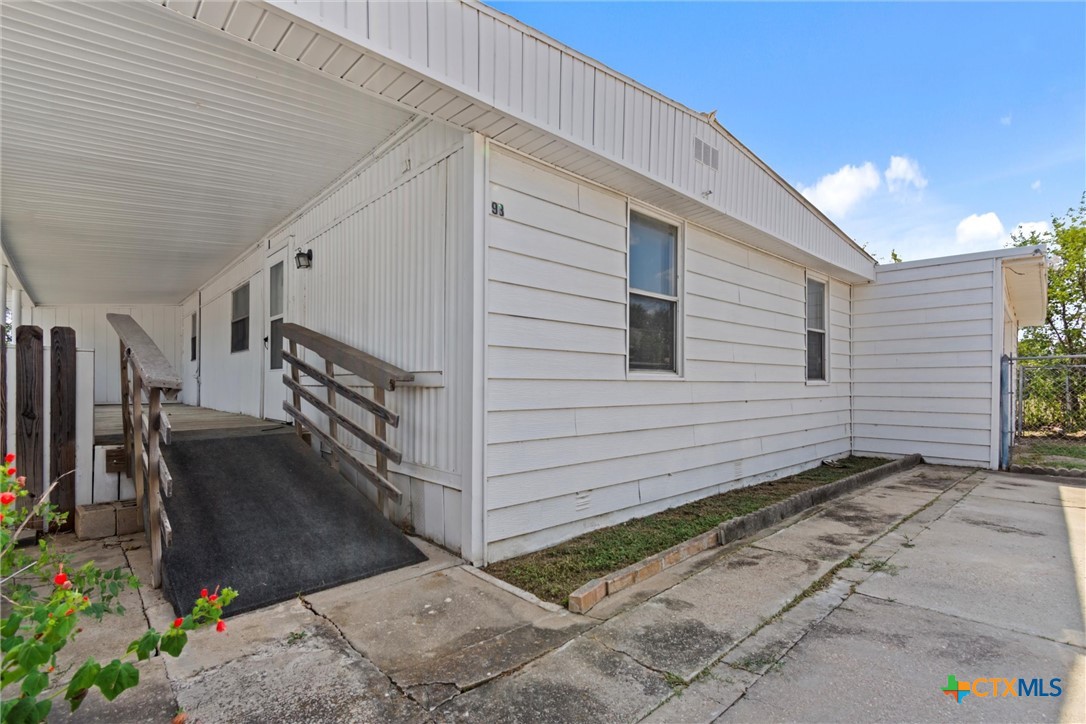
485,456,890,605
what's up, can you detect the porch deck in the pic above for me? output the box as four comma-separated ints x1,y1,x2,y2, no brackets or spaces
94,404,285,445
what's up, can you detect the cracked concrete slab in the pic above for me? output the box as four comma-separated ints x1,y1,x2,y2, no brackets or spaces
858,477,1086,649
971,471,1086,508
163,598,318,679
50,657,176,724
433,636,672,723
305,563,590,700
173,619,426,723
641,668,758,724
719,594,1084,723
590,547,835,682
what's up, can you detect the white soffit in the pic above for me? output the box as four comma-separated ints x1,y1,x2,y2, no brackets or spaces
0,0,414,304
1003,254,1047,327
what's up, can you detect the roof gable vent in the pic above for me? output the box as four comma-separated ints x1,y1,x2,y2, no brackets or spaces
694,138,720,170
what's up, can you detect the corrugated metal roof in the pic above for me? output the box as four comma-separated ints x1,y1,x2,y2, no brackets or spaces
0,0,414,304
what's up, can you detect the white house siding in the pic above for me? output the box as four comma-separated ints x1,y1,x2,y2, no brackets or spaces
195,120,470,551
30,304,181,404
484,148,852,560
852,257,1001,467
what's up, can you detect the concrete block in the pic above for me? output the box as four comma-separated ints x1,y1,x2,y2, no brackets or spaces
606,564,639,595
75,503,116,540
633,556,662,583
568,579,607,614
114,499,142,535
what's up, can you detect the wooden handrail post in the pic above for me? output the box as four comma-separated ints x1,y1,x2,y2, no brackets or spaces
119,341,133,478
132,371,145,531
289,340,303,440
325,360,339,471
147,388,163,588
373,387,388,517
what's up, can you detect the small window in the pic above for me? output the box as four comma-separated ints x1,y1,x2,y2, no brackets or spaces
629,211,679,372
269,318,283,370
806,278,827,381
189,313,197,361
231,283,249,353
269,261,284,317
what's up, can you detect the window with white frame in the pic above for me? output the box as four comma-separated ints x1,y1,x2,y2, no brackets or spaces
231,283,249,353
629,210,679,372
806,277,827,381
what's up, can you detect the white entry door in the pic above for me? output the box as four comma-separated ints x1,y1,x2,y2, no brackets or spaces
263,247,288,421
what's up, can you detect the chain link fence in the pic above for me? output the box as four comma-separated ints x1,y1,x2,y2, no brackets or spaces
1014,355,1086,436
1001,355,1086,472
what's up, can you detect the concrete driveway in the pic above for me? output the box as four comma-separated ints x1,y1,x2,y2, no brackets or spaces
43,466,1084,723
661,469,1086,723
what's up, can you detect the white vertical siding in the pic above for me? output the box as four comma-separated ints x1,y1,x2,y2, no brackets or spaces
195,120,471,552
198,247,264,418
30,304,181,404
852,258,998,466
484,149,852,560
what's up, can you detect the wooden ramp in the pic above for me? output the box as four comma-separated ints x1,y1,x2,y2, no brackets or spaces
95,404,286,445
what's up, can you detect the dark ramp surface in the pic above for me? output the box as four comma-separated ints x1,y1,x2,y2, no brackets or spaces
160,431,426,617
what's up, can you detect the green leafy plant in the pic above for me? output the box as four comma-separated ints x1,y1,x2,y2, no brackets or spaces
1,454,237,722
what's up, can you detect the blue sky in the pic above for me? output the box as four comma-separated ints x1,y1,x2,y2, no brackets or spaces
488,1,1085,262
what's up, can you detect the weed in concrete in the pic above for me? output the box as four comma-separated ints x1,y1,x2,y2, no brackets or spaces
664,672,687,691
286,630,308,645
862,560,900,576
733,651,778,672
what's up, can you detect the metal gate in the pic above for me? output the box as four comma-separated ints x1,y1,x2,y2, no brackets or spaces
1000,354,1086,469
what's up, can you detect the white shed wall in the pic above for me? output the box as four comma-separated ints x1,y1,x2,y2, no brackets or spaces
852,257,1001,467
30,304,181,404
484,148,852,560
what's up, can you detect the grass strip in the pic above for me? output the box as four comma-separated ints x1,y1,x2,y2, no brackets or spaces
485,456,889,605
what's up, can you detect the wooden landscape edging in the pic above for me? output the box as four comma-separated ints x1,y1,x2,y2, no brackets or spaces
567,454,925,614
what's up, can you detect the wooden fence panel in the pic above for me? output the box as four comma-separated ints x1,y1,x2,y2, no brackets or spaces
50,326,77,527
15,325,43,502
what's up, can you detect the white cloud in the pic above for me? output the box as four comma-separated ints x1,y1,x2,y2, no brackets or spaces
1031,179,1042,192
1012,220,1052,241
800,162,881,218
884,156,928,193
955,212,1006,248
1000,114,1013,126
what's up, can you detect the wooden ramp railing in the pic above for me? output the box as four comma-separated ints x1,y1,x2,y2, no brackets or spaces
108,313,181,588
281,323,412,516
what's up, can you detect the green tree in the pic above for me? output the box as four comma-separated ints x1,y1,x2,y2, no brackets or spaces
1012,194,1086,357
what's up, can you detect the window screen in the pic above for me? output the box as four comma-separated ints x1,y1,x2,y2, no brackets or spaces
190,313,197,361
629,211,679,372
806,278,827,381
231,283,249,353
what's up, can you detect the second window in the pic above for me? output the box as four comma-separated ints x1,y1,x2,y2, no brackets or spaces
629,210,679,372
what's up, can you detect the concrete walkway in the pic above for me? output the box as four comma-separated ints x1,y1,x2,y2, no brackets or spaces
43,465,1084,723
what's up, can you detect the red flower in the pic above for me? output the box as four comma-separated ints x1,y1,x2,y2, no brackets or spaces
0,492,14,505
65,608,74,616
4,453,14,464
6,467,15,476
200,588,208,599
216,620,226,633
53,572,68,586
209,594,218,602
83,596,89,603
173,618,184,629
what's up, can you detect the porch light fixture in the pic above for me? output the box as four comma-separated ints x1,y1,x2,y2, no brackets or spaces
295,248,313,269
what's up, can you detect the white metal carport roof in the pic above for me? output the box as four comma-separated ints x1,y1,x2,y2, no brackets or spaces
3,0,879,307
1,0,414,304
